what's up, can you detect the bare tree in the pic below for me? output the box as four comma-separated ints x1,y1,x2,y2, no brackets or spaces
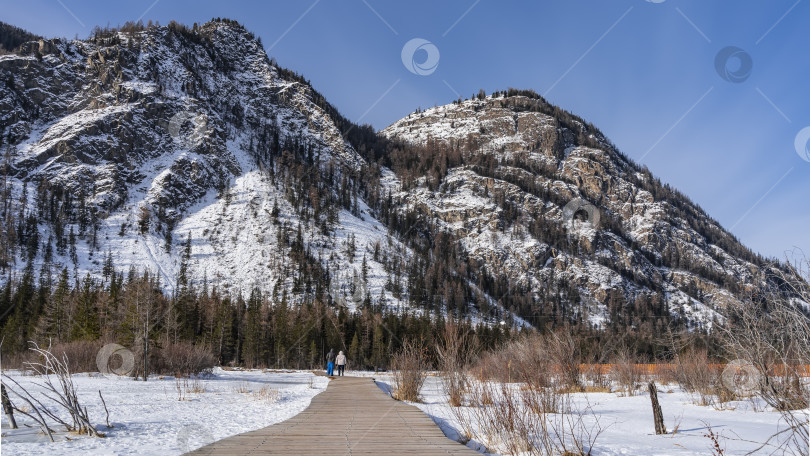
719,256,809,455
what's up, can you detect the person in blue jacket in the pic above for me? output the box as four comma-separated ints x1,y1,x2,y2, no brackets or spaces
326,348,336,376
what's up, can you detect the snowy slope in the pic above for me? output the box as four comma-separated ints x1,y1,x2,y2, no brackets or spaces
0,22,409,313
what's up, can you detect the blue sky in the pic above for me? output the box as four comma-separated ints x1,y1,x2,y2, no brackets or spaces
2,0,808,260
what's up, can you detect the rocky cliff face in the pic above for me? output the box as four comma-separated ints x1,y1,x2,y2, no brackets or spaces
382,92,780,329
0,22,793,329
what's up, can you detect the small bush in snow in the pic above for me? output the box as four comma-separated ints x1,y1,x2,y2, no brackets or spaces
391,339,428,402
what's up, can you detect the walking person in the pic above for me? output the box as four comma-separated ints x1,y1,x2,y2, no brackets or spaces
336,350,346,376
326,348,336,376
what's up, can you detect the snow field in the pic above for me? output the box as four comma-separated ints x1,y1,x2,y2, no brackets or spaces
374,375,803,456
1,368,328,455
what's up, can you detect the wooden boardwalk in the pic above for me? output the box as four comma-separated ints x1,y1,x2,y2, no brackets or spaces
186,376,477,455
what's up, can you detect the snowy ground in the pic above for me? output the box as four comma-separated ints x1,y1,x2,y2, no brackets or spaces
1,368,328,455
373,375,808,456
3,369,806,455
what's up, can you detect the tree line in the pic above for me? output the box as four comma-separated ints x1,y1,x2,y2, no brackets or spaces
0,259,526,371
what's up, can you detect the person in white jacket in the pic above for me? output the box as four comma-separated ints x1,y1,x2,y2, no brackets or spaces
335,351,347,376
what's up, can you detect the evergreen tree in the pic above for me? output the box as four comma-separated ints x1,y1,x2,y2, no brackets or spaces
35,267,70,343
242,287,263,367
370,324,386,369
70,274,100,341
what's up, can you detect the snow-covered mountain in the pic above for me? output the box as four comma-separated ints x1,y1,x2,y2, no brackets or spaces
0,20,406,315
380,91,790,329
0,21,796,329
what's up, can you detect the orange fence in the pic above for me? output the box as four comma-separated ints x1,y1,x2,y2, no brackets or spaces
576,363,810,377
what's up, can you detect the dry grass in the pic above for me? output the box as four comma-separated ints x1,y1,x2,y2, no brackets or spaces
232,382,251,394
251,386,280,402
450,380,602,456
580,385,612,393
174,376,207,400
188,378,206,394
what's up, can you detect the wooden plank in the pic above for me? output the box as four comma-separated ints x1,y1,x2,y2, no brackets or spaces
185,376,478,455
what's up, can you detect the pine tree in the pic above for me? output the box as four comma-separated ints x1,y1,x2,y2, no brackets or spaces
178,233,192,291
2,262,36,351
102,250,114,279
68,226,77,267
35,267,69,343
242,287,263,367
70,274,100,341
370,324,386,369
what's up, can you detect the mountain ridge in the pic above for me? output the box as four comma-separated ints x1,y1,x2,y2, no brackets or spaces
0,19,800,332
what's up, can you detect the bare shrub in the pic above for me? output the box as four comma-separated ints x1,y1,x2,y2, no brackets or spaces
674,349,720,406
545,330,582,391
521,382,568,415
0,350,31,372
509,335,553,388
458,330,610,454
175,377,188,401
476,331,577,391
610,347,644,396
153,342,216,377
474,348,510,383
1,343,105,439
436,322,477,407
654,362,680,386
583,364,611,392
49,341,103,373
703,422,727,456
3,341,103,373
453,379,602,455
391,339,428,402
